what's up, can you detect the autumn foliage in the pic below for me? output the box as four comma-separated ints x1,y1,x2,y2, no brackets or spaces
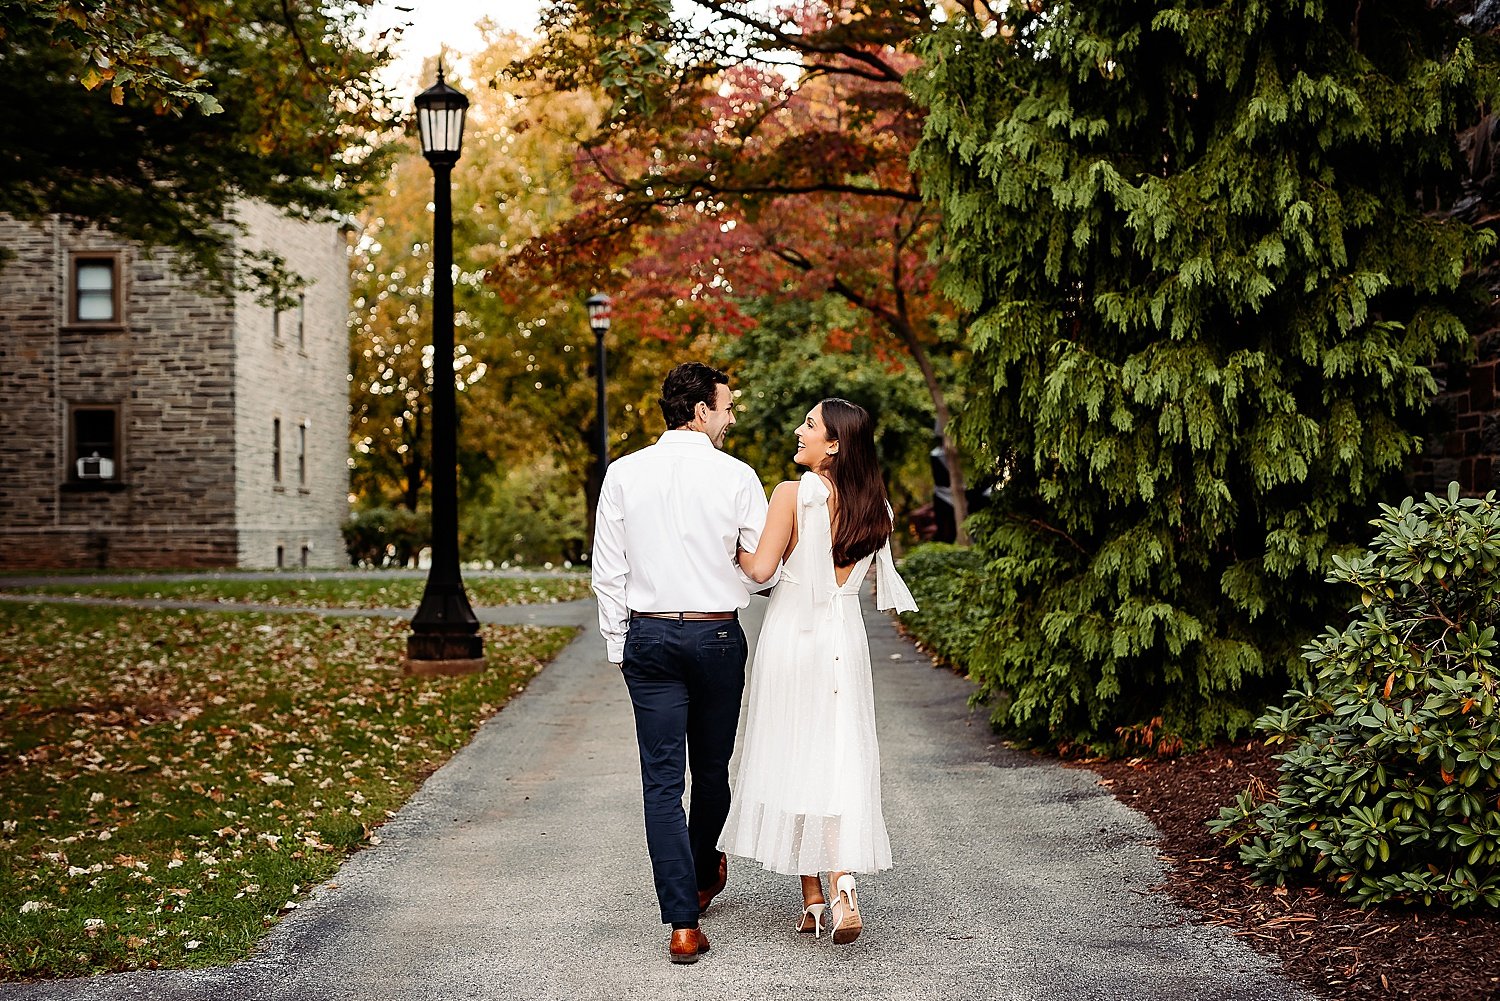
509,1,970,534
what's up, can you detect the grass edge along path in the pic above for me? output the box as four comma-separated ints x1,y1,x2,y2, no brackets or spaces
0,575,593,610
0,602,576,981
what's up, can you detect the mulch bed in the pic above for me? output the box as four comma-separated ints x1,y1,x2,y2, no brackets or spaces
1080,742,1500,1000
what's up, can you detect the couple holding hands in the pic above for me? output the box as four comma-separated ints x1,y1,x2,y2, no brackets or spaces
591,362,917,964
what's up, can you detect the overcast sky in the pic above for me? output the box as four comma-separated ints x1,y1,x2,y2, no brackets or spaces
365,0,544,92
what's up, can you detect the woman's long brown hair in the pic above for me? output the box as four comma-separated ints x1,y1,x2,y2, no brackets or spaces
820,398,892,567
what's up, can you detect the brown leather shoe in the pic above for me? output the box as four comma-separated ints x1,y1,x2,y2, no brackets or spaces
668,927,710,964
697,852,728,912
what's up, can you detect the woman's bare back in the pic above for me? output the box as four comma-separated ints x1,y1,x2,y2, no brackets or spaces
780,473,858,586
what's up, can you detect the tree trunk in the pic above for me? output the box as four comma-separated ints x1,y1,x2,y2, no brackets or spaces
794,254,970,546
402,406,426,513
892,320,970,546
801,227,970,546
401,408,427,567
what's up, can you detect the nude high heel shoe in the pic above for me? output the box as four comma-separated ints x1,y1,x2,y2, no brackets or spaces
797,902,827,938
829,874,862,944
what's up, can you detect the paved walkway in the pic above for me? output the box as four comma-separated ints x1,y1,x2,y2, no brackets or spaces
0,594,1312,1001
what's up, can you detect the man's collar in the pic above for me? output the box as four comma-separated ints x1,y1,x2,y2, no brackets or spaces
659,429,713,446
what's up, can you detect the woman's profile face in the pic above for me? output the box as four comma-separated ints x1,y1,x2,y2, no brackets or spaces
793,404,837,470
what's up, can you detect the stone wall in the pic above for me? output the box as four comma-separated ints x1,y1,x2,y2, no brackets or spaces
0,218,62,544
1413,353,1500,498
0,207,351,570
1407,214,1500,501
1410,34,1500,500
0,216,241,569
231,202,351,568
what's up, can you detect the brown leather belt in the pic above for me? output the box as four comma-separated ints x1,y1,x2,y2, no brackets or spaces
630,610,738,621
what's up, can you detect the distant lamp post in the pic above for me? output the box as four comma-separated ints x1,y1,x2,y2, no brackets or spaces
405,65,482,676
585,293,612,495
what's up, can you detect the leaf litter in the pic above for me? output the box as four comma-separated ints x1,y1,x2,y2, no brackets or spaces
0,602,574,980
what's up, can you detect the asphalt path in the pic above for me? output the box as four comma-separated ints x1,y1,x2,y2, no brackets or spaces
0,593,1313,1001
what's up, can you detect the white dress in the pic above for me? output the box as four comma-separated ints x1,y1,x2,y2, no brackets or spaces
718,472,918,876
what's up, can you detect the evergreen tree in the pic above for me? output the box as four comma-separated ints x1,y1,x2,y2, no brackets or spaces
909,2,1498,749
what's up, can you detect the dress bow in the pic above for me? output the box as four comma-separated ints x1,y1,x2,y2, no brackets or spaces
798,471,830,509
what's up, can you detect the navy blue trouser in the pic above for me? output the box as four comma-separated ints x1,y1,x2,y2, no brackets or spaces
620,614,748,925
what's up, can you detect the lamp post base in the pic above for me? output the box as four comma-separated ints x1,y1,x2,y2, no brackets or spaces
404,632,485,676
403,655,486,677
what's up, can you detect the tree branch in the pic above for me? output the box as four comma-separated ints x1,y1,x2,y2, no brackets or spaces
1021,515,1088,554
591,152,924,205
687,0,908,83
279,0,323,77
682,179,922,202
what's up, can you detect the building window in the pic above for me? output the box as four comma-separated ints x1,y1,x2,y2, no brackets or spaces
276,545,285,569
69,405,121,481
299,544,310,568
69,254,121,325
272,418,282,484
297,422,307,487
297,293,306,351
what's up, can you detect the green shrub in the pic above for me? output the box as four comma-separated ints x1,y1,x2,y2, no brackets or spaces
898,543,993,670
910,0,1492,753
461,460,587,566
1212,484,1500,908
341,507,431,567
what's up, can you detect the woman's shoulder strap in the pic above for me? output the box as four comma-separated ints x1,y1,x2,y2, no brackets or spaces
797,470,830,507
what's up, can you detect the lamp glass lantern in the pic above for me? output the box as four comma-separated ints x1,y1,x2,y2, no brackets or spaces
586,293,612,333
414,66,469,164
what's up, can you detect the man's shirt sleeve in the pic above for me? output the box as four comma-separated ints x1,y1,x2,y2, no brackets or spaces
591,468,630,662
736,466,779,589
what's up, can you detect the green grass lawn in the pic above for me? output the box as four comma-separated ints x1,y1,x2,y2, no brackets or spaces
0,602,576,980
0,575,593,609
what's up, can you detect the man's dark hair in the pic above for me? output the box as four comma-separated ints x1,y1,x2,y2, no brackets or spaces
659,362,730,429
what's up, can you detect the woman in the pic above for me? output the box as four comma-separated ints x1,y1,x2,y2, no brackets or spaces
718,398,917,944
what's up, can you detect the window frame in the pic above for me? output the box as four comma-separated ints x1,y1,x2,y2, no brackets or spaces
65,402,124,486
67,252,124,328
272,417,283,486
297,421,307,488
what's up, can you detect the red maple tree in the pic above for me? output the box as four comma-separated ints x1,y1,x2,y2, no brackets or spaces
508,0,972,538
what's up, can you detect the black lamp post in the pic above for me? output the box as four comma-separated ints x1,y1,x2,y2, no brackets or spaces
585,293,612,494
405,65,482,676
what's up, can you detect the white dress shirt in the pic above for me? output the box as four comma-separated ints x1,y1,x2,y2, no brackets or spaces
591,429,773,663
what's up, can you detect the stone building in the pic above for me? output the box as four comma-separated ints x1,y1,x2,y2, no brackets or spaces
1409,12,1500,499
0,203,350,569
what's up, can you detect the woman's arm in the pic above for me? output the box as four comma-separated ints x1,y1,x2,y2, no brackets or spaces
738,480,797,583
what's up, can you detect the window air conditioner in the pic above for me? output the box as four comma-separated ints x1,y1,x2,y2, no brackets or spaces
76,452,116,479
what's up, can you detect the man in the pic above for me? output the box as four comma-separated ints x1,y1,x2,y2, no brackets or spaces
591,362,772,964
